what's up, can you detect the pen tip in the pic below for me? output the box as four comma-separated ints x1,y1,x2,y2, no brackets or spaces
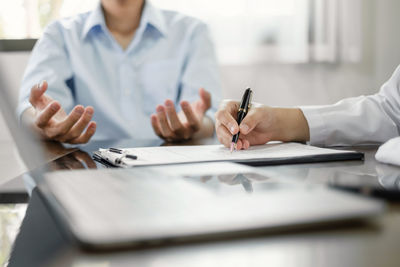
230,143,237,153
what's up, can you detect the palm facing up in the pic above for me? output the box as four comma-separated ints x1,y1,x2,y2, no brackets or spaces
151,88,213,141
26,81,96,144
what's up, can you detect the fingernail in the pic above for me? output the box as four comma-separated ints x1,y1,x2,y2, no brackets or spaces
76,108,84,115
50,103,58,111
228,123,235,134
87,108,94,115
241,123,249,133
39,80,45,88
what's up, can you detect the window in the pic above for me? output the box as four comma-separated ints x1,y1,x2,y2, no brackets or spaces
0,0,97,39
153,0,309,64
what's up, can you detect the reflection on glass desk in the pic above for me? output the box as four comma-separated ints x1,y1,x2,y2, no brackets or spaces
40,140,400,200
5,140,400,267
0,138,218,203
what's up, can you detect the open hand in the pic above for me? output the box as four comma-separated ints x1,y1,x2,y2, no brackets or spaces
151,88,212,142
25,80,97,144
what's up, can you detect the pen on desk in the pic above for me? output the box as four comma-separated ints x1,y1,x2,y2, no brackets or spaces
109,148,138,160
109,147,123,154
231,87,253,152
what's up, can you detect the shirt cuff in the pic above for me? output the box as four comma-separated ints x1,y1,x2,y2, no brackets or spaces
299,106,329,146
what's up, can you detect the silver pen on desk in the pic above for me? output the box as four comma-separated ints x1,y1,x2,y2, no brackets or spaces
98,148,138,166
109,148,138,160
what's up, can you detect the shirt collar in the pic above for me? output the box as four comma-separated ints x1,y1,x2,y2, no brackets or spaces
141,1,167,37
81,1,167,40
81,3,106,40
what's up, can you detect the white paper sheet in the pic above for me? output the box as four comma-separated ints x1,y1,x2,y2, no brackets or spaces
100,142,358,167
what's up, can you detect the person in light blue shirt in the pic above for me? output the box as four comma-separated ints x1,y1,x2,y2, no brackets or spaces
18,0,221,144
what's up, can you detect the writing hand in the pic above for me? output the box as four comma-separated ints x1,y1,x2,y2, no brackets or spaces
215,100,310,150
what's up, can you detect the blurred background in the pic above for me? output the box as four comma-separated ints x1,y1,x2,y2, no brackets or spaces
0,0,400,179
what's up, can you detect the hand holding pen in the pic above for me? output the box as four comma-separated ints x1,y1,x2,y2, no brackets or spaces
215,94,310,150
230,88,253,152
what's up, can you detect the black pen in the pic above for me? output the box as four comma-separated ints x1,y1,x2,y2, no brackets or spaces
231,87,253,152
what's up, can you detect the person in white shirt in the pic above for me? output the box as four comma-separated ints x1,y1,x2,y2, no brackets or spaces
215,65,400,150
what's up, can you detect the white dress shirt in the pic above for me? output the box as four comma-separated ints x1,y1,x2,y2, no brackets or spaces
301,65,400,146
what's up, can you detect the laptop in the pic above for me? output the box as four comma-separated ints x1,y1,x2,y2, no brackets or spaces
0,67,385,251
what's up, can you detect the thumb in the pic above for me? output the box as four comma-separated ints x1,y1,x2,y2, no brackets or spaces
29,80,48,108
239,109,262,135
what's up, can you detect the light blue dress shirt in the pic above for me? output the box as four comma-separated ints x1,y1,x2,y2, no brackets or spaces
17,1,221,140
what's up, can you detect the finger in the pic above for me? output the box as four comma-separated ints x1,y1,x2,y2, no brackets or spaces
239,108,264,135
156,105,176,139
55,105,85,137
62,106,94,141
242,139,250,150
215,109,239,135
35,101,60,128
29,80,48,108
151,114,163,138
235,139,244,150
219,100,239,115
165,100,185,136
198,88,212,111
180,101,200,132
69,121,97,144
216,124,233,148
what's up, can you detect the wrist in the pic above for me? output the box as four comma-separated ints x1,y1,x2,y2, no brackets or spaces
192,115,214,140
21,107,47,140
272,108,310,142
